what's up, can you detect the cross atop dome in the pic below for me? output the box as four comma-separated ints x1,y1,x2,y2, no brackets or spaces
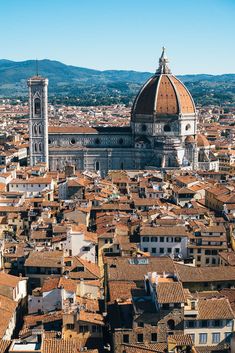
156,47,171,74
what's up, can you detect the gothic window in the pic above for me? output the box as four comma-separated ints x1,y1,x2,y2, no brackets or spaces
167,319,175,330
185,124,191,131
95,161,100,171
34,98,41,115
142,124,147,132
164,124,171,132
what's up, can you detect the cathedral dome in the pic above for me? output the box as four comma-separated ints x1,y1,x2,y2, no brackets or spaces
132,48,196,119
185,135,195,143
197,134,210,147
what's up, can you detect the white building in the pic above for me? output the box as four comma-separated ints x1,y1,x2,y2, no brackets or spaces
8,177,54,197
28,276,77,314
63,225,97,262
140,226,188,258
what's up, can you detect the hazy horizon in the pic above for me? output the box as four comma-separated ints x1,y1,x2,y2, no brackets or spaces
1,57,235,76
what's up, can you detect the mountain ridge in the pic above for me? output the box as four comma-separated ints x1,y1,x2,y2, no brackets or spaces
0,59,234,106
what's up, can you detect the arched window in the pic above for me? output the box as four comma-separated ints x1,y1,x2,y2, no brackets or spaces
34,143,38,152
164,124,171,132
185,124,191,131
38,143,42,152
167,319,175,330
120,162,124,170
119,138,124,145
34,124,37,135
38,124,42,134
34,98,41,115
95,138,100,145
142,124,147,132
95,161,100,171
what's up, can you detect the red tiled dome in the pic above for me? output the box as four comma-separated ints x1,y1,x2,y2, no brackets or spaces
132,48,196,119
197,134,210,147
185,136,195,143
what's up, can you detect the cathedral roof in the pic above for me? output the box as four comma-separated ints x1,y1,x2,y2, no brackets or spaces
48,126,131,134
185,136,195,143
197,134,210,147
132,48,196,118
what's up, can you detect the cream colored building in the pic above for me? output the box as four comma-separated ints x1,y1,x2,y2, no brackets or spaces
184,295,234,347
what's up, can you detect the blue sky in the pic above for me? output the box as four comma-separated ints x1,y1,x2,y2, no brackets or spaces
0,0,234,74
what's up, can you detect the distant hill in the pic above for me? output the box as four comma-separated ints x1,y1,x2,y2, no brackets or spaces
0,59,235,106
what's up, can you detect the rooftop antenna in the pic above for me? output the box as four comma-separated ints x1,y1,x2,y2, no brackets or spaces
36,58,39,76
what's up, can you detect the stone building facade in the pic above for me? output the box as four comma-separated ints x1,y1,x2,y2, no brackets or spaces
28,76,49,166
28,48,216,174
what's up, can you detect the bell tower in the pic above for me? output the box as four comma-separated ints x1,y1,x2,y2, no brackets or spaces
28,75,49,167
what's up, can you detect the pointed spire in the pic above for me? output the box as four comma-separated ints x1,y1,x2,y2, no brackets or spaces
156,47,171,74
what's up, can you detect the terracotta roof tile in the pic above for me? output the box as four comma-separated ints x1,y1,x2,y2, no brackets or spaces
25,251,63,268
157,282,185,304
0,272,21,288
0,340,11,353
42,338,92,353
198,297,234,320
48,126,98,134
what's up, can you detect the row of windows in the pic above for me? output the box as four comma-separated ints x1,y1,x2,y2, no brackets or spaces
79,325,102,333
140,123,191,132
142,236,182,243
186,319,233,329
66,324,101,333
190,332,231,344
191,239,224,246
143,247,180,254
123,333,157,344
196,256,217,265
137,322,157,327
189,248,218,255
49,137,125,146
13,184,48,188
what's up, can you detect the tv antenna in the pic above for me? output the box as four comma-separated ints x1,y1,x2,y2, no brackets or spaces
36,58,39,76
